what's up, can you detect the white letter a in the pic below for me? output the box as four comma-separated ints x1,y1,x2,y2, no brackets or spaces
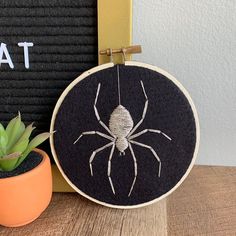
0,43,14,69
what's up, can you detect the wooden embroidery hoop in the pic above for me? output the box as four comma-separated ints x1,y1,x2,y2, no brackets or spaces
50,60,200,209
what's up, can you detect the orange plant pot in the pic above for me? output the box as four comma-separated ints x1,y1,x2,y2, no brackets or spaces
0,148,52,227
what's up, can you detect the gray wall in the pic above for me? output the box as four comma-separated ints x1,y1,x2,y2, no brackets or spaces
133,0,236,166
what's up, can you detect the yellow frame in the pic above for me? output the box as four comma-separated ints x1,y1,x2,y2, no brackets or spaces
52,0,133,192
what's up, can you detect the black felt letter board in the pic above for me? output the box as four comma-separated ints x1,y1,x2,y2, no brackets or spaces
0,0,98,154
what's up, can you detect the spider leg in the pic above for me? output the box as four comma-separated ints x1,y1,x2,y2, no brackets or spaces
129,129,171,141
130,140,161,177
107,144,116,194
128,143,138,197
89,141,114,176
94,83,115,137
128,81,148,137
73,131,114,144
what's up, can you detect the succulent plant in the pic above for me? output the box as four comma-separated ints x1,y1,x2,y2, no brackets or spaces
0,112,51,172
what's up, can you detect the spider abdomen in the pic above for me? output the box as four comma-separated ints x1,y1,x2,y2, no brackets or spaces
109,105,134,138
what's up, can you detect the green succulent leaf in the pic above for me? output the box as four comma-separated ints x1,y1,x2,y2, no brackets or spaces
0,150,4,158
8,123,35,154
10,139,29,154
0,123,8,156
0,111,53,171
28,132,51,150
0,152,22,171
17,123,35,143
14,132,51,169
5,115,18,136
6,112,25,151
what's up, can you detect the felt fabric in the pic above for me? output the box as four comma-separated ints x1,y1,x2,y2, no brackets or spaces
0,151,42,178
0,0,98,154
53,64,197,206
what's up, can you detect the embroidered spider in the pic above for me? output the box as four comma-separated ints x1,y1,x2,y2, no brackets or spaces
74,68,171,196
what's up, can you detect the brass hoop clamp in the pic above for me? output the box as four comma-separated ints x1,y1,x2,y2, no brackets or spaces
99,45,142,63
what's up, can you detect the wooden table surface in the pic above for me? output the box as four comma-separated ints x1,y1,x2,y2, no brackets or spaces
0,165,236,236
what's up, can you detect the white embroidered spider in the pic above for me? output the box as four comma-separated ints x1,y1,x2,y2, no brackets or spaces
74,68,171,196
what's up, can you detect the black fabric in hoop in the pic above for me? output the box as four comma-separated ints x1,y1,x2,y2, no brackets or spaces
51,62,199,208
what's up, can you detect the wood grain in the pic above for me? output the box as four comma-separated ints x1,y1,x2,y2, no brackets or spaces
0,165,235,236
167,165,236,236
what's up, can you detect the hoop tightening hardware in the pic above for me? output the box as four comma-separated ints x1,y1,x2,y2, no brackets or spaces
99,45,142,63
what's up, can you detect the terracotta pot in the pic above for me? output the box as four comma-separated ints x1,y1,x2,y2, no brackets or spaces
0,148,52,227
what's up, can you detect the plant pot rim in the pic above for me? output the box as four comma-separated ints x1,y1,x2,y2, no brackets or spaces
0,148,48,182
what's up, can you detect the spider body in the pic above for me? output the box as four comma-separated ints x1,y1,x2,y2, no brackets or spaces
109,105,133,154
74,78,172,196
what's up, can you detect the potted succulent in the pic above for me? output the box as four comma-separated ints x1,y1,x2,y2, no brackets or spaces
0,113,52,227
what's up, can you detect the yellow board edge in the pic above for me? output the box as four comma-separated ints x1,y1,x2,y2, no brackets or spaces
52,0,133,192
98,0,133,64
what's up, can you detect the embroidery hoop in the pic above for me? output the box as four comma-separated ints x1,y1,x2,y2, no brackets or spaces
50,60,200,209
